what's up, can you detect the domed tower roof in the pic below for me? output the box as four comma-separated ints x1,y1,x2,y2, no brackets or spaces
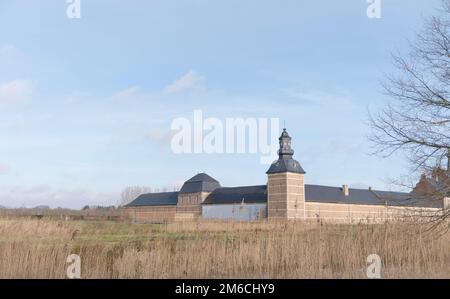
266,128,306,174
179,173,221,193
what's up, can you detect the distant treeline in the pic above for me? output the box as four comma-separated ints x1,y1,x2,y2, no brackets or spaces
0,206,125,221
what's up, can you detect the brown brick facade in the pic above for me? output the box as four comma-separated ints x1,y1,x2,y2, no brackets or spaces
304,202,439,223
175,192,210,221
123,206,177,223
267,172,305,220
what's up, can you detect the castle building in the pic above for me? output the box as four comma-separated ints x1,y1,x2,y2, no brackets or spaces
123,129,447,223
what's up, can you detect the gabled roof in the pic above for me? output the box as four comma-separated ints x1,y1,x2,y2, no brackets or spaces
203,185,267,205
125,192,178,207
179,173,221,193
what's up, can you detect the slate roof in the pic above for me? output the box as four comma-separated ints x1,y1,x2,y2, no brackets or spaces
201,184,442,208
266,156,306,174
124,173,442,209
266,128,306,174
304,185,441,208
203,185,267,205
179,173,221,193
125,192,178,207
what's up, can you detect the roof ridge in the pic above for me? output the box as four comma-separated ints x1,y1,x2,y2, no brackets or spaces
139,191,178,195
215,185,266,189
185,173,219,182
305,183,411,195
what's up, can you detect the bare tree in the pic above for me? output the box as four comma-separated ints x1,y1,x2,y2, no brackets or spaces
118,184,182,207
369,0,450,221
119,186,153,207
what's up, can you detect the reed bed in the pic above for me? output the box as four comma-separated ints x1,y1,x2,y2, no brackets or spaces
0,218,448,278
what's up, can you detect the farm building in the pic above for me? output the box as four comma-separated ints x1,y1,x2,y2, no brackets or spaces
123,129,449,223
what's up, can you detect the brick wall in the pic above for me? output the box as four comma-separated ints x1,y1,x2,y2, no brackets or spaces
267,172,305,220
175,192,210,221
304,201,440,223
123,206,177,223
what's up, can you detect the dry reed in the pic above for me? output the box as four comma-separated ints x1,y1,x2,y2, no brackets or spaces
0,217,448,278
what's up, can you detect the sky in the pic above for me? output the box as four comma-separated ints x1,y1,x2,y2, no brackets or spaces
0,0,442,208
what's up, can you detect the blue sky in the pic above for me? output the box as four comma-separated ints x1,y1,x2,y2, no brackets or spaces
0,0,441,208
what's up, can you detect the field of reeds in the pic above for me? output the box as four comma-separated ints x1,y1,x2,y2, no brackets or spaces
0,217,448,278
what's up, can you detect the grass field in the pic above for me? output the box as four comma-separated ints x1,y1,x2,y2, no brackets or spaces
0,217,448,278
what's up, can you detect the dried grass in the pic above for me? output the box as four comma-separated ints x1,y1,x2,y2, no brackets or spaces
0,218,448,278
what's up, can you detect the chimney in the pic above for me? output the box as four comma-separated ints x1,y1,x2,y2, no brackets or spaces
444,197,450,210
342,185,349,197
447,149,450,172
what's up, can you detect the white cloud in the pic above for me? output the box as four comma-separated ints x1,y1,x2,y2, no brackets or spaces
144,128,174,145
284,88,354,108
162,70,205,95
0,80,32,105
0,163,11,175
111,86,140,102
110,70,208,103
0,44,20,65
3,115,27,130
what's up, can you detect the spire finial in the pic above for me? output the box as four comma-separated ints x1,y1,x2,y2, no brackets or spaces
266,129,306,174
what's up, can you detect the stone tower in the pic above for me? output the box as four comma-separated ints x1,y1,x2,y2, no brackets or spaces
266,128,306,220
